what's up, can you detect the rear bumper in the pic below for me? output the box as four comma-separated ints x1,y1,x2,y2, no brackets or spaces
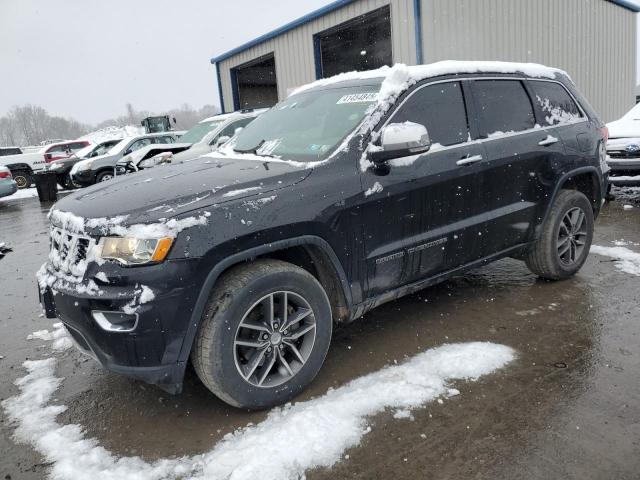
40,258,202,393
0,180,18,198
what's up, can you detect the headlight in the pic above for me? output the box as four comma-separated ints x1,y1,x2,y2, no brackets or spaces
98,237,173,265
49,162,64,170
76,161,94,172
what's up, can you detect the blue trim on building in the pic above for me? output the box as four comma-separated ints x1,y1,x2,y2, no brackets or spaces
313,35,323,79
230,68,240,111
210,0,357,64
215,64,225,113
413,0,423,64
606,0,640,12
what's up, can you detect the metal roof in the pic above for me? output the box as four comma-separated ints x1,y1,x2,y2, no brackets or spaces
210,0,639,65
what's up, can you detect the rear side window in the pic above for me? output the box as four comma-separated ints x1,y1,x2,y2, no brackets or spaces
0,148,21,156
528,81,583,126
390,81,469,146
68,142,87,151
472,80,535,137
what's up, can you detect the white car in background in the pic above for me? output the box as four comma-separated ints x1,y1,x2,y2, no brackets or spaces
606,103,640,187
115,110,264,173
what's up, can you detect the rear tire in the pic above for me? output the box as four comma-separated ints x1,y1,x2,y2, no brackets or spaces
525,189,594,280
12,170,31,189
191,259,332,409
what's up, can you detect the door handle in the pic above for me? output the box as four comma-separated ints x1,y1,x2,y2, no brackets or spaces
456,154,483,166
538,135,559,147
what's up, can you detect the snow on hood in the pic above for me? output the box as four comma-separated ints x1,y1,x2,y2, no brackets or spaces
607,103,640,139
56,156,310,222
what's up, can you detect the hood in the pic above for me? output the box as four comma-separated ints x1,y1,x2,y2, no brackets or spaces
54,155,312,224
607,117,640,139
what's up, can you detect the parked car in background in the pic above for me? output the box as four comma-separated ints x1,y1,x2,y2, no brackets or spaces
70,132,180,186
606,102,640,187
0,140,91,188
46,139,121,189
0,166,18,198
39,62,606,409
117,110,264,174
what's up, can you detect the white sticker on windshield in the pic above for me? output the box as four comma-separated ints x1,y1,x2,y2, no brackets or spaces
336,93,378,104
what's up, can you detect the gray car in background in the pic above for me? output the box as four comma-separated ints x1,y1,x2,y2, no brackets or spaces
0,166,18,198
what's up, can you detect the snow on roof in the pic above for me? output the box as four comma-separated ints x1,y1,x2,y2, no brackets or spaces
291,61,568,96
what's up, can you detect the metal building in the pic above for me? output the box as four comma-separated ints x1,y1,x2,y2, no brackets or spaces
210,0,638,122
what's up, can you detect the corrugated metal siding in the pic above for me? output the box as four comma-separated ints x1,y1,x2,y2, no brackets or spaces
421,0,636,122
218,0,416,112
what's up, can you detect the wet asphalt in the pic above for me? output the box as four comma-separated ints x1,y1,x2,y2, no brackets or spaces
0,187,638,480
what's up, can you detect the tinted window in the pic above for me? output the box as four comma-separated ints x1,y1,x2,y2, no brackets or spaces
472,80,535,137
529,81,583,126
68,142,87,151
390,82,468,147
0,148,21,156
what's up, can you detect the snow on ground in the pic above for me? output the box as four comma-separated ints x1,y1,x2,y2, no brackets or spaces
27,323,73,352
591,245,640,276
3,327,515,480
79,125,144,144
0,187,39,202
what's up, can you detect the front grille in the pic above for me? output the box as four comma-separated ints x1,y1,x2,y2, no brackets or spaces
49,226,93,276
608,150,640,160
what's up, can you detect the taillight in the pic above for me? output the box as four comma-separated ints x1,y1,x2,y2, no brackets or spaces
601,126,609,143
0,171,11,179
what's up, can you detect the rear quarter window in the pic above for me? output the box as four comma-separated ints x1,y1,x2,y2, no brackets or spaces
472,80,535,137
528,81,583,126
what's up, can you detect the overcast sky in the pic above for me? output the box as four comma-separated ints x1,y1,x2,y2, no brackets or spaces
1,0,639,125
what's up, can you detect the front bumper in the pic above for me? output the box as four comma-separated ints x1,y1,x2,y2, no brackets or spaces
71,168,97,186
606,157,640,185
40,258,202,393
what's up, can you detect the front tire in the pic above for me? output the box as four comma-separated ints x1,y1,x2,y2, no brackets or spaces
191,259,332,409
95,171,113,183
525,189,594,280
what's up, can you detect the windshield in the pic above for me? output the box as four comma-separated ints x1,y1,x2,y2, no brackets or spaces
73,144,96,158
233,85,379,162
179,120,225,144
106,138,132,156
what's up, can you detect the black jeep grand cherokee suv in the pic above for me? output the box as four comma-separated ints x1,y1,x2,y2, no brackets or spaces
38,61,607,409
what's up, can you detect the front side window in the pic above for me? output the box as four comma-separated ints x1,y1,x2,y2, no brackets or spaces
389,81,469,147
472,80,535,137
232,85,380,162
529,81,583,126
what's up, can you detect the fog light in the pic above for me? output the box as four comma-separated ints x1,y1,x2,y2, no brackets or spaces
92,310,138,332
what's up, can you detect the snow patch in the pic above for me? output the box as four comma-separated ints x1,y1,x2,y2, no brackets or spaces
27,323,72,351
591,245,640,276
222,186,263,198
3,341,515,480
364,182,383,197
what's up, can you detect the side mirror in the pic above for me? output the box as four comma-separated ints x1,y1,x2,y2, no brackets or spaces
214,135,231,147
139,152,172,169
44,153,52,160
368,122,431,164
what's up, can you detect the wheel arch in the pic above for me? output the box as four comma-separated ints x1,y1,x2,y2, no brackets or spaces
542,167,603,226
177,236,353,365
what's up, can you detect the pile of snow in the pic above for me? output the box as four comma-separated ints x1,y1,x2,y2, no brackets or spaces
78,125,144,144
591,245,640,276
3,337,515,480
27,323,72,351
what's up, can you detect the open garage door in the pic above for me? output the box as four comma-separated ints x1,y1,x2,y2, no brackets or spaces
315,6,392,79
232,54,278,110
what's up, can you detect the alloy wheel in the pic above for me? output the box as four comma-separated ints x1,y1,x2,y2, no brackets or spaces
557,206,587,265
233,291,316,388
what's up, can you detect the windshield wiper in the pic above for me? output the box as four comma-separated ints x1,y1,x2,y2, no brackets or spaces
233,139,265,155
